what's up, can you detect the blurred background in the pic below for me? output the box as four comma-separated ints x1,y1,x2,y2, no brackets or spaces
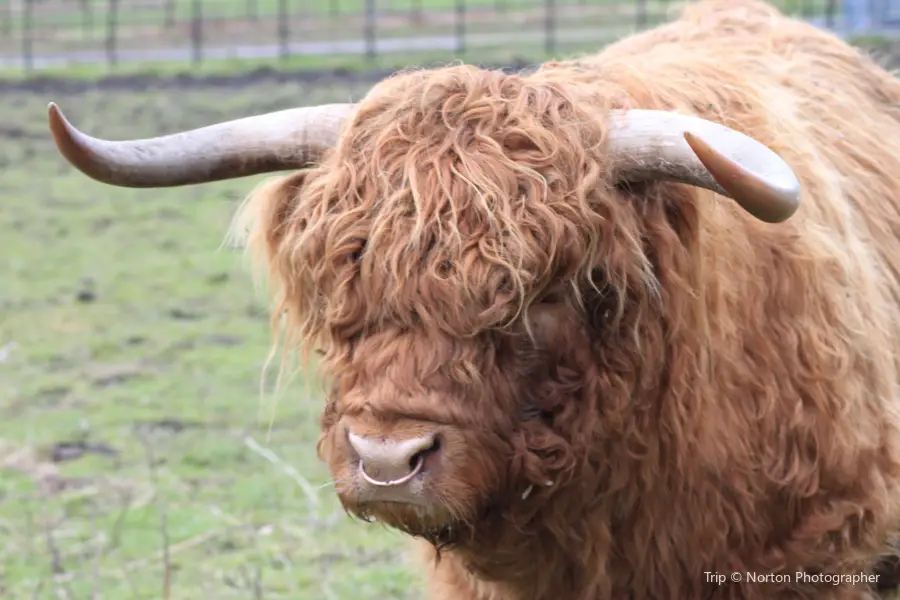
1,0,899,72
2,0,900,599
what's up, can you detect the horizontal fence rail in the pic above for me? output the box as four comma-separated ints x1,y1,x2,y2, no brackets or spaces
0,0,898,72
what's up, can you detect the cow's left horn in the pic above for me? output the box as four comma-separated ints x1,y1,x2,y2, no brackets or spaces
608,109,801,223
47,102,357,188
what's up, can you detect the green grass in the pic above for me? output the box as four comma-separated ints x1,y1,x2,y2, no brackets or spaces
0,43,544,81
0,77,424,599
0,51,412,81
0,37,621,82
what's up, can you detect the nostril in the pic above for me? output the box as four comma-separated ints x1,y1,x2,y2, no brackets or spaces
409,435,442,470
346,430,442,487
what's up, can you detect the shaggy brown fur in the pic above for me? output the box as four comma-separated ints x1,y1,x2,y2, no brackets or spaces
232,1,900,598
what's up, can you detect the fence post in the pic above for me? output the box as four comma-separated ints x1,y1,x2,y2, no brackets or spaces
635,0,647,29
79,0,92,37
825,0,837,28
544,0,555,55
21,0,33,71
191,0,203,65
455,0,465,53
105,0,119,67
278,0,289,60
364,0,376,63
0,0,9,37
165,0,176,27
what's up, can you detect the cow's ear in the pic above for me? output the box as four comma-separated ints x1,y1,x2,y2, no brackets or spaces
226,171,309,268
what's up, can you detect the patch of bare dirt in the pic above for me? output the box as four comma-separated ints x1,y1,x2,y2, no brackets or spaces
0,438,118,496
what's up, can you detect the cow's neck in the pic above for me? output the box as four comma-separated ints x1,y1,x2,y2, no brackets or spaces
421,497,604,600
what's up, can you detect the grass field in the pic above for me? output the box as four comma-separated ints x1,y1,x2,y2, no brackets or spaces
0,74,426,599
4,31,900,600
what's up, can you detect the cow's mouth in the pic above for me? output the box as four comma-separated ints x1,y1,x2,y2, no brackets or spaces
351,500,467,549
396,519,463,549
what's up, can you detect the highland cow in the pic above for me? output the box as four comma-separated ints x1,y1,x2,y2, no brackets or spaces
44,0,900,598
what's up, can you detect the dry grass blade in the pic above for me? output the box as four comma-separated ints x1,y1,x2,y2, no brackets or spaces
244,436,320,509
137,432,172,600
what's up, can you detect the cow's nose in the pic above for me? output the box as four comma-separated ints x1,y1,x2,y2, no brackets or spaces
347,431,441,487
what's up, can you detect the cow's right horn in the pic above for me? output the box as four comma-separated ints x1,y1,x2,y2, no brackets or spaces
608,109,802,224
47,102,357,188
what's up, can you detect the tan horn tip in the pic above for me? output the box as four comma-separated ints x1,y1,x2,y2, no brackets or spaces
684,131,801,224
47,102,104,183
48,102,70,149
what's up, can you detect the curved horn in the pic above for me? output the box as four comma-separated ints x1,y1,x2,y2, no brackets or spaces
47,102,357,188
608,109,801,223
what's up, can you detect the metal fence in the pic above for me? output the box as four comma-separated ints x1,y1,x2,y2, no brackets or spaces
0,0,898,72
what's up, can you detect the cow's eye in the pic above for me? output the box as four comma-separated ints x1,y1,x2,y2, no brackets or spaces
540,290,565,304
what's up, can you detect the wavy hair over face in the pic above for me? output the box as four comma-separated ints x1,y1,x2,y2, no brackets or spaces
232,1,900,598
